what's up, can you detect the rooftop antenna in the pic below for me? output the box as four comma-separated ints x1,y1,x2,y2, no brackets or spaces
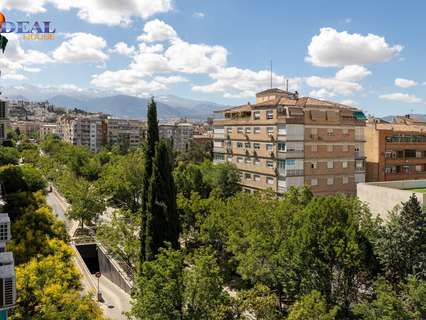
286,79,289,92
270,60,273,89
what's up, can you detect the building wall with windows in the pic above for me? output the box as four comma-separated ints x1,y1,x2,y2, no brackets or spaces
159,122,193,151
213,88,366,196
365,116,426,182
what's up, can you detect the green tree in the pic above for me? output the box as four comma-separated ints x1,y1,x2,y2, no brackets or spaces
66,178,105,229
0,146,20,165
98,150,144,212
144,140,179,260
287,290,339,320
0,164,46,194
7,206,68,264
96,209,140,268
174,162,208,198
13,241,104,320
354,276,426,320
292,195,376,314
131,248,185,320
375,194,426,285
140,97,160,263
200,161,241,199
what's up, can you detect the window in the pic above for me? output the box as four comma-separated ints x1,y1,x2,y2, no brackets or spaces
266,111,274,119
254,143,260,149
266,160,274,168
237,142,243,148
311,178,318,186
416,165,423,172
311,145,318,152
327,128,334,136
286,159,296,166
254,127,260,134
342,161,348,168
245,173,252,179
254,159,261,166
278,160,286,169
278,143,286,151
237,157,244,163
342,145,349,152
226,128,232,134
254,175,261,182
245,127,251,134
267,127,274,135
253,111,260,120
327,145,333,152
266,177,274,185
237,127,243,134
214,154,224,161
311,128,318,135
244,142,251,148
327,177,334,185
266,143,273,151
311,161,318,169
342,176,349,184
342,128,349,135
327,161,334,169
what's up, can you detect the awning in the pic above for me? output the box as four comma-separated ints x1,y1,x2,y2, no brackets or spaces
354,111,367,120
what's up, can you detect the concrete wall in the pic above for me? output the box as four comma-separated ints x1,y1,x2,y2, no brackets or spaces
357,180,426,220
98,245,132,294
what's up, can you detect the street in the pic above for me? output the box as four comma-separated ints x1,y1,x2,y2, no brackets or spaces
46,188,131,319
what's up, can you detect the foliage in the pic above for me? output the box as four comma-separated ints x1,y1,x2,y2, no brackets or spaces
354,276,426,320
236,284,282,320
98,149,144,212
96,209,140,268
131,247,233,320
66,178,105,228
13,240,104,320
0,146,20,165
144,140,180,261
7,205,68,264
174,162,208,198
175,141,213,164
374,194,426,285
0,164,46,194
287,290,339,320
199,160,241,199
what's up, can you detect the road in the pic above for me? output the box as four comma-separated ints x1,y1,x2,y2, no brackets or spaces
46,188,131,319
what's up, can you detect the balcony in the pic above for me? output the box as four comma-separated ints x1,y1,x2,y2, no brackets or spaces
277,150,304,159
355,151,365,159
355,167,365,173
213,146,225,153
279,169,304,177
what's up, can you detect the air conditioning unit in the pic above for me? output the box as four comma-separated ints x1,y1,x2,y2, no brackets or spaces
0,252,16,309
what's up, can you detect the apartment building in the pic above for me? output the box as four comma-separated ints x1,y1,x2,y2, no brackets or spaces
159,122,194,151
10,121,40,137
40,123,58,140
57,115,103,152
213,88,366,195
104,118,146,149
0,100,8,144
365,115,426,182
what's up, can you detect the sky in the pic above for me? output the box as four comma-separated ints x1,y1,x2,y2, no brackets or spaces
0,0,425,116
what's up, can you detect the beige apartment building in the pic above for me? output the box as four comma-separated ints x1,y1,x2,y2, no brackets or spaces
213,88,367,195
104,118,146,150
365,115,426,182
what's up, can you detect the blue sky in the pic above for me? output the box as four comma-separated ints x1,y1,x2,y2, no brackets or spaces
0,0,425,116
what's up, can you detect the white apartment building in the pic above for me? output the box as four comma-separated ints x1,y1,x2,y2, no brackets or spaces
159,122,194,151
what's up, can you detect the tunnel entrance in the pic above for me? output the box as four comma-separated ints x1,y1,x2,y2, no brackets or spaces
76,243,100,274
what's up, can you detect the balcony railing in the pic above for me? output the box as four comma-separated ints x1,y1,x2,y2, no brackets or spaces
355,151,365,158
277,150,304,159
278,169,304,177
355,167,365,173
213,146,225,153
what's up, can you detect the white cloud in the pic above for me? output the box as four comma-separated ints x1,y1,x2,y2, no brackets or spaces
379,93,423,104
1,0,173,26
154,75,188,84
340,99,358,106
138,43,164,53
306,27,403,67
306,76,362,96
3,74,27,81
193,67,300,98
111,42,135,56
53,32,108,64
193,12,205,19
394,78,418,88
335,65,371,81
138,19,178,42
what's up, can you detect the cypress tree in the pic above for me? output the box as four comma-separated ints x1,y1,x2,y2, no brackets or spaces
140,98,159,263
145,140,180,261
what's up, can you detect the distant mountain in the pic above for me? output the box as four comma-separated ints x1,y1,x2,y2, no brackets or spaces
381,114,426,122
48,94,223,120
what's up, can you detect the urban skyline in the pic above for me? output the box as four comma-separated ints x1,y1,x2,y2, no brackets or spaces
0,0,425,117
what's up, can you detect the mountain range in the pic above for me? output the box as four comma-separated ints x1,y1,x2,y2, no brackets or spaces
2,84,225,120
